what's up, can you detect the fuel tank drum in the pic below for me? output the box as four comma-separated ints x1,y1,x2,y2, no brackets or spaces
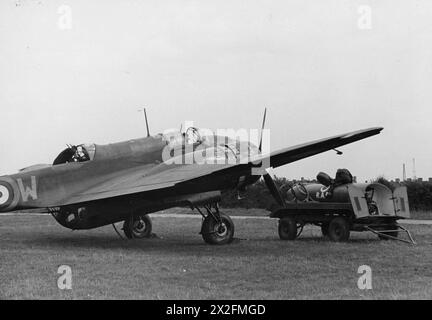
286,169,354,203
305,184,350,202
286,184,309,201
286,183,351,203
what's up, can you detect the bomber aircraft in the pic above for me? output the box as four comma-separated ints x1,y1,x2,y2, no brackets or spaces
0,110,383,244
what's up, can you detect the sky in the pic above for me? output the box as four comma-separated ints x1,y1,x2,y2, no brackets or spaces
1,0,431,181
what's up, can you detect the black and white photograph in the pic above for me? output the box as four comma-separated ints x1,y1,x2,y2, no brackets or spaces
1,0,431,306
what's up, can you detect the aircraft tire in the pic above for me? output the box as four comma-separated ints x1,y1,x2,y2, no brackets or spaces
123,214,152,239
328,217,350,242
201,213,234,245
278,217,297,240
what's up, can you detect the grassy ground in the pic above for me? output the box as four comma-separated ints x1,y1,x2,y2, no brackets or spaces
410,210,432,220
1,209,432,299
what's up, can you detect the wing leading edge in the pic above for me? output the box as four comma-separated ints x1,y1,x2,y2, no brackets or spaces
267,127,383,168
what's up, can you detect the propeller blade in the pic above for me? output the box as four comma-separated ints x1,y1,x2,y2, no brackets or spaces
262,171,285,207
258,108,267,152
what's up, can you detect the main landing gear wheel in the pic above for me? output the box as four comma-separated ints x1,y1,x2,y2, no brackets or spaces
201,212,234,245
123,214,152,239
328,217,350,242
278,217,298,240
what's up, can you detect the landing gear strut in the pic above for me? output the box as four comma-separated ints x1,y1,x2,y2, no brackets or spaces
123,213,152,239
196,203,235,245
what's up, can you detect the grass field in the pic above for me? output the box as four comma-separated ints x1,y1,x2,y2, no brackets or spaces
1,208,432,299
410,210,432,220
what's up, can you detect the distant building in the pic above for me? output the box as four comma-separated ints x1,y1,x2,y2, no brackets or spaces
395,178,400,183
407,178,412,182
429,177,432,183
418,178,423,182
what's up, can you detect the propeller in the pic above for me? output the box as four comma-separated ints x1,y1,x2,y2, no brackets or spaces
257,108,286,208
262,169,286,207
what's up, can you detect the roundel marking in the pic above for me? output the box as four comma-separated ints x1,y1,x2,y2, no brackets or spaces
0,185,10,205
0,177,20,212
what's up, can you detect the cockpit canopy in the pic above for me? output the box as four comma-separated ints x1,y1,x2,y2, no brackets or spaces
53,144,96,165
163,127,207,147
185,127,206,144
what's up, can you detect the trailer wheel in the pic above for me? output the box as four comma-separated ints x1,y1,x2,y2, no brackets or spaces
278,217,297,240
328,217,350,242
378,225,399,240
321,222,329,237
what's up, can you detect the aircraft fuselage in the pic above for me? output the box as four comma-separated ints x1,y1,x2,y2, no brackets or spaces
0,132,260,230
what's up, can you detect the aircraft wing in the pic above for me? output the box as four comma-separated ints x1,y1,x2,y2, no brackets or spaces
266,126,383,168
62,162,232,205
61,127,382,206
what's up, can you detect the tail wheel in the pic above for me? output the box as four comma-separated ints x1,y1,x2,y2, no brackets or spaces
328,217,350,242
123,214,152,239
201,213,234,245
278,217,297,240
